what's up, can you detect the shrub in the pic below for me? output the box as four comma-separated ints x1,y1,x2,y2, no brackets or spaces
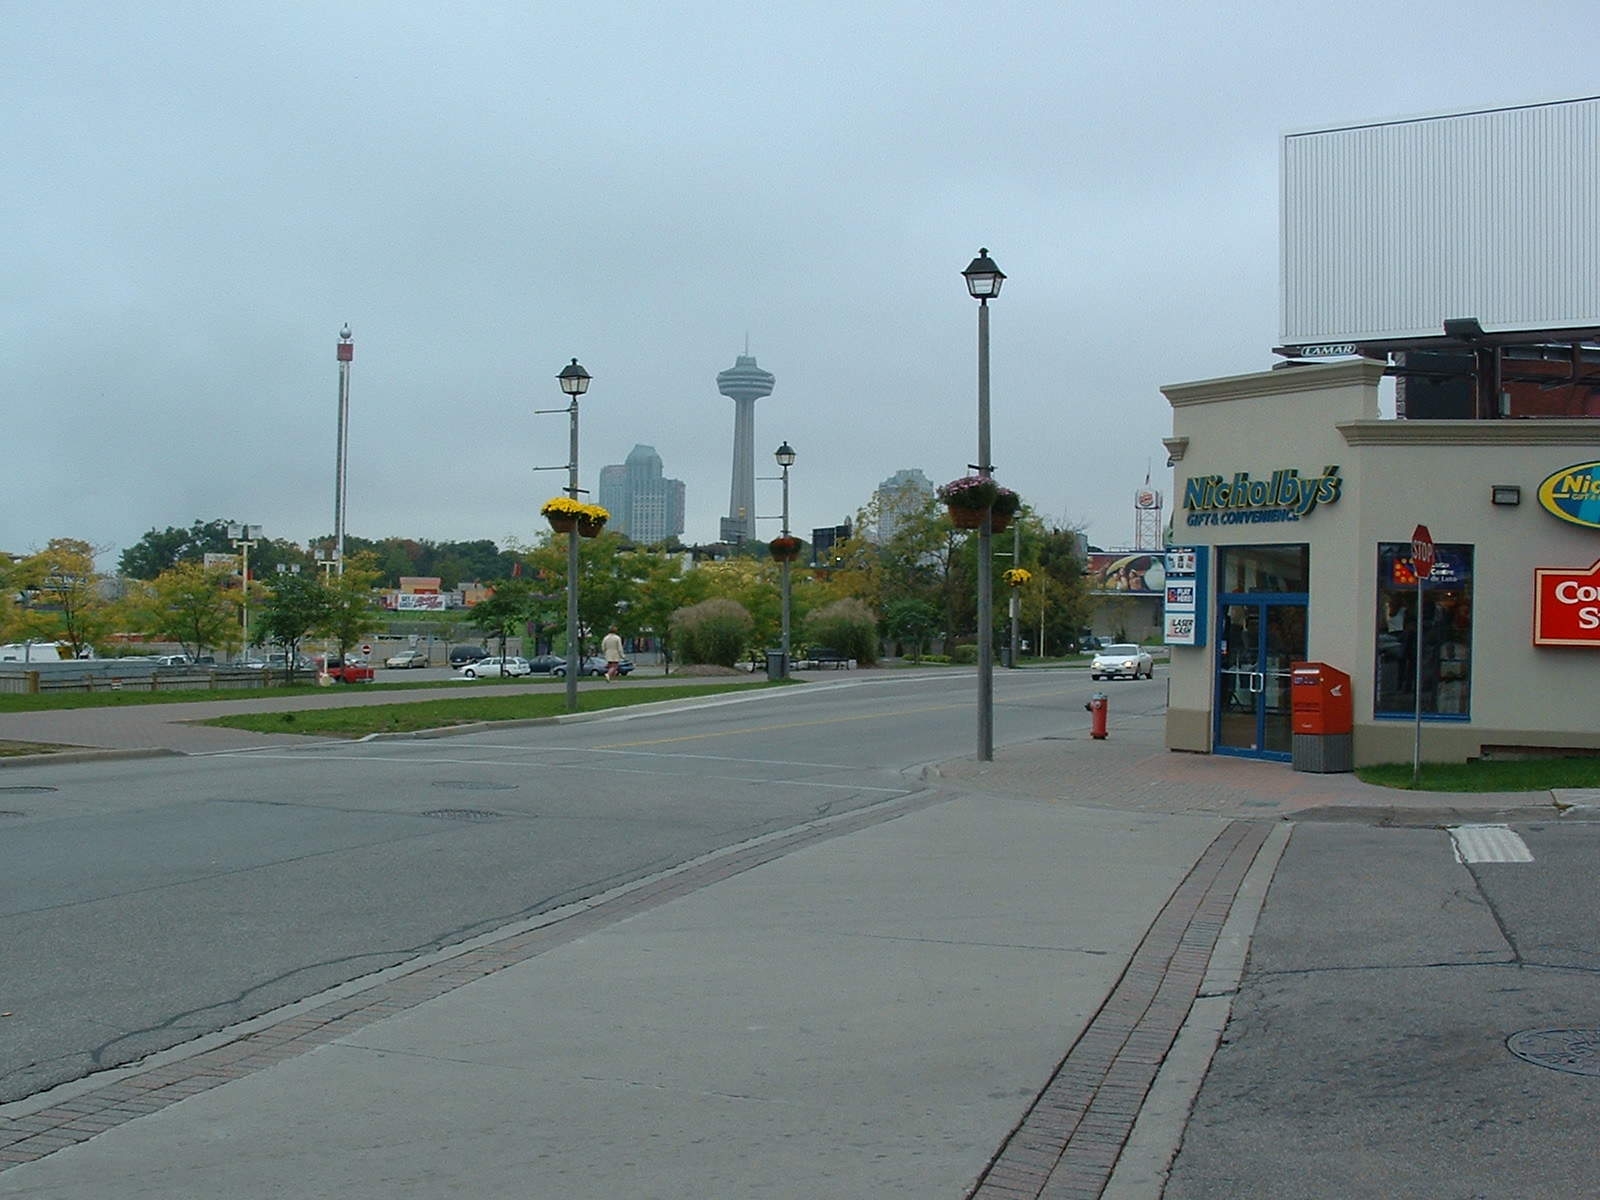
951,643,978,664
670,598,753,667
802,597,879,666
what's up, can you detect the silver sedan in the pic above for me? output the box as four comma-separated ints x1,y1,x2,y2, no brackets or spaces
1090,644,1154,680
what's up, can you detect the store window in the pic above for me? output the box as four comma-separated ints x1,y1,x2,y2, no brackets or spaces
1217,545,1309,595
1375,543,1473,719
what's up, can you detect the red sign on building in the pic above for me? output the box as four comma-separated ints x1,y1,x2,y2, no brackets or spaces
1534,558,1600,646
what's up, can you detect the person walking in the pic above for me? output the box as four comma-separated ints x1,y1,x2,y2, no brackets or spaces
601,625,624,682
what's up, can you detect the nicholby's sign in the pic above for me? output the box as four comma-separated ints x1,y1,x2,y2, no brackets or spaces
1183,466,1342,527
1538,462,1600,529
1534,559,1600,646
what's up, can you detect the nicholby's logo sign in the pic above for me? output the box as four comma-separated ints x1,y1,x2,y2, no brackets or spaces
1534,559,1600,646
1538,462,1600,529
1182,466,1342,527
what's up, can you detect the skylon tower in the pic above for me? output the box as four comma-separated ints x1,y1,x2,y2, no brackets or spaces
717,351,775,543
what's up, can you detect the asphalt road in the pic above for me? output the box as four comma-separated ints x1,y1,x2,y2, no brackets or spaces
1166,817,1600,1199
0,666,1146,1105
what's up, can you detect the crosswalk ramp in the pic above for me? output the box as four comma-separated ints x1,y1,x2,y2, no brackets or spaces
1449,824,1535,864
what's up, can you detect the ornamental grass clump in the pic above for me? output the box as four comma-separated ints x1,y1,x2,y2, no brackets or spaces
670,598,754,668
802,597,879,666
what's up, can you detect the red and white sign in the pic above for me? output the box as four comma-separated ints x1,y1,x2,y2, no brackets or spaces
1534,558,1600,646
1411,524,1435,579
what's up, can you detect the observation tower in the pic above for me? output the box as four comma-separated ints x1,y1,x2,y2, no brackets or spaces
717,351,776,543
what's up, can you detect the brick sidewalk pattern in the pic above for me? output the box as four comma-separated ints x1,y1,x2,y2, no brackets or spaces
966,819,1271,1200
0,789,943,1171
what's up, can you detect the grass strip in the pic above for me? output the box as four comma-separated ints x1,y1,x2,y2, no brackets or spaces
0,676,542,713
0,740,70,757
1357,758,1600,793
202,682,781,739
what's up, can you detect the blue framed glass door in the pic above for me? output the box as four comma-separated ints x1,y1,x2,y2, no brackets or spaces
1216,598,1307,760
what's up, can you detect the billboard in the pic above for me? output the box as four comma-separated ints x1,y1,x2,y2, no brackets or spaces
1281,97,1600,348
1086,553,1165,595
395,593,446,611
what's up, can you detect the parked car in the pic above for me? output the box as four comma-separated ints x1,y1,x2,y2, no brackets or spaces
448,645,491,667
525,654,566,674
152,654,192,667
551,656,633,678
312,653,376,683
459,656,532,679
1090,644,1154,680
385,649,429,669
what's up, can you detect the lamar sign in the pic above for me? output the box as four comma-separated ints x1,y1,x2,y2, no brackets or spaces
1534,559,1600,646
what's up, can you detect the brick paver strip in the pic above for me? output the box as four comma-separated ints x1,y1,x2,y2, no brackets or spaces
0,790,943,1172
967,819,1270,1200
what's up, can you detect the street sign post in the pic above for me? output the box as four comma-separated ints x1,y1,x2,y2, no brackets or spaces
1411,525,1434,787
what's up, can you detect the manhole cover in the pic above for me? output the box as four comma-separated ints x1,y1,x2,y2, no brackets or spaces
0,786,57,795
421,809,505,822
430,780,518,792
1508,1029,1600,1076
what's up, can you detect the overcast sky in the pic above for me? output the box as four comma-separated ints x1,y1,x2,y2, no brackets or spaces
4,2,1597,565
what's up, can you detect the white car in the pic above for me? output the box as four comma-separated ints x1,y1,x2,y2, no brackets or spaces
1090,644,1154,680
459,656,532,679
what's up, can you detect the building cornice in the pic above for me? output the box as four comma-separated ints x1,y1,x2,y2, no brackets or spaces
1338,420,1600,446
1163,360,1386,408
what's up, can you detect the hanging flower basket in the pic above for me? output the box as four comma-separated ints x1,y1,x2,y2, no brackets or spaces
938,475,999,510
1003,567,1033,588
547,515,578,534
991,487,1021,517
542,496,583,534
990,511,1012,534
949,506,987,530
578,517,606,538
769,536,803,562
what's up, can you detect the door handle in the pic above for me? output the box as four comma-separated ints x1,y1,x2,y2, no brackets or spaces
1250,672,1265,693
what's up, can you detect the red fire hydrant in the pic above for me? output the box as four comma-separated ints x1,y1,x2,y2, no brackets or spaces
1086,692,1109,739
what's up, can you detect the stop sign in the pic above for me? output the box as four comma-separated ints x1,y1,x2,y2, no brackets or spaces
360,643,373,656
1411,525,1435,580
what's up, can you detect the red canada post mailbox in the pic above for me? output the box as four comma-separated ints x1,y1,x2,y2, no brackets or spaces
1291,663,1352,736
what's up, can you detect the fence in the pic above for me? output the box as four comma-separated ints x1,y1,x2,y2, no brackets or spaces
0,664,290,695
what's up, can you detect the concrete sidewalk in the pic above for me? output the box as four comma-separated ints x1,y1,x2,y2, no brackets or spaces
0,783,1251,1198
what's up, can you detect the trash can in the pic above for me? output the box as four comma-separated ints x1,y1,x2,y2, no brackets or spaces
1290,662,1353,772
765,649,788,681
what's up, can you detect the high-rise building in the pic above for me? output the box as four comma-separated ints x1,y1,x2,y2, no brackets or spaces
597,445,686,545
875,468,936,542
717,352,775,543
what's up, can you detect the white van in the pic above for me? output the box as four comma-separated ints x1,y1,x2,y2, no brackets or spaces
0,642,63,663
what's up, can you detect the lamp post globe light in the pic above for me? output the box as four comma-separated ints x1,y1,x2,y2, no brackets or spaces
774,441,796,678
557,359,591,713
962,248,1004,761
228,523,262,658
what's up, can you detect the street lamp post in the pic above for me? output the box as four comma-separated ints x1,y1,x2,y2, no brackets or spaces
557,358,591,713
774,441,796,678
334,325,353,577
228,523,261,657
962,248,1005,761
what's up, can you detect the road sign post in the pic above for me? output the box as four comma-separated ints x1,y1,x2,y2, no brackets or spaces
1410,525,1435,788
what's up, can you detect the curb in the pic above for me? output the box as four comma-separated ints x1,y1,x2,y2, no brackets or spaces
0,747,182,769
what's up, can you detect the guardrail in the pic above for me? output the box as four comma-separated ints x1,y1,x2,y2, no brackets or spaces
0,665,289,695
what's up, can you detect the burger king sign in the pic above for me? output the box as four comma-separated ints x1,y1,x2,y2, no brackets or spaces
1535,559,1600,646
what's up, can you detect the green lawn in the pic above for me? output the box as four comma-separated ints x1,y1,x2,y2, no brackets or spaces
1357,758,1600,793
203,681,781,739
0,676,528,713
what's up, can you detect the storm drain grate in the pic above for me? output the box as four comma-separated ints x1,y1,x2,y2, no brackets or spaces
430,780,518,791
421,809,505,822
1508,1029,1600,1076
0,786,57,795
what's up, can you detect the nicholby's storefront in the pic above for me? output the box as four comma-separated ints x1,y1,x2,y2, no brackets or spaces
1162,359,1600,766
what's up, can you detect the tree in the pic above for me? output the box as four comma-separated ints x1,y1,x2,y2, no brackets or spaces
802,597,879,664
134,562,240,658
14,539,113,657
257,573,329,683
468,579,532,663
316,555,385,660
883,597,942,663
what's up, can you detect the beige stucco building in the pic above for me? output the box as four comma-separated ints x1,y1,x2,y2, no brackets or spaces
1162,359,1600,766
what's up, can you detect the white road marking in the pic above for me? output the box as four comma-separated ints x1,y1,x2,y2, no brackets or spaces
1449,824,1534,864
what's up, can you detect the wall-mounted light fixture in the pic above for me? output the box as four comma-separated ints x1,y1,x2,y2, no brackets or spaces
1162,436,1189,466
1491,484,1521,506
